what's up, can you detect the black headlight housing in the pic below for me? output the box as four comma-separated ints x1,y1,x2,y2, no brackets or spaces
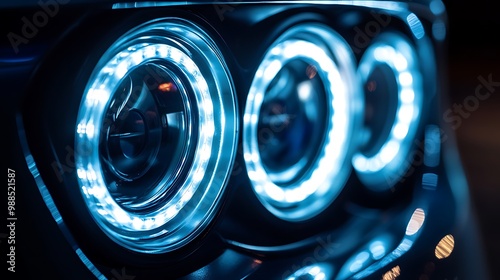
3,1,490,279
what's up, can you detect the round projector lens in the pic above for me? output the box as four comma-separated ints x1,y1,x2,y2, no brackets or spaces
74,18,238,254
352,32,423,191
243,24,362,221
100,63,195,209
257,60,328,185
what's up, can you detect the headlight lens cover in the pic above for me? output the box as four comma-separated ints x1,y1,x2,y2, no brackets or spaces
74,18,238,253
243,23,362,221
352,32,423,191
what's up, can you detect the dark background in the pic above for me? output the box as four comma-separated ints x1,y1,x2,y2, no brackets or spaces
443,0,500,278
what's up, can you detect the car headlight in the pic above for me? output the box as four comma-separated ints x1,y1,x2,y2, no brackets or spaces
243,23,362,221
13,1,479,279
75,18,238,253
352,32,423,191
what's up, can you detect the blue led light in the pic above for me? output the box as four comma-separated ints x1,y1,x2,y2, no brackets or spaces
369,240,387,260
432,20,447,41
77,43,208,232
353,32,423,191
407,13,425,40
74,18,238,253
429,0,446,15
244,24,362,221
286,263,334,280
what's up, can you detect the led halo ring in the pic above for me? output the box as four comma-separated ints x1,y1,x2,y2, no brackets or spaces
74,18,238,254
352,32,423,191
243,24,362,222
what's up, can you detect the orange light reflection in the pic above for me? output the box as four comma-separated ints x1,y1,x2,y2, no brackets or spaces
158,82,177,92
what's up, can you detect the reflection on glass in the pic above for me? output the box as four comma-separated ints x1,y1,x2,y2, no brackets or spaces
382,265,401,280
424,125,441,167
429,0,446,15
435,234,455,259
339,234,393,279
432,20,447,41
407,13,425,39
406,208,425,236
369,240,387,260
422,173,438,191
286,263,334,280
349,251,371,273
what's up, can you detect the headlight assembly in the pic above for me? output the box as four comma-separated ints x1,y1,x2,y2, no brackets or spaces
14,2,473,279
243,23,362,221
75,18,238,253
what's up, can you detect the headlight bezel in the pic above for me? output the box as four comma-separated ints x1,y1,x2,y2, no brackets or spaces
352,31,424,191
243,23,363,222
74,17,239,254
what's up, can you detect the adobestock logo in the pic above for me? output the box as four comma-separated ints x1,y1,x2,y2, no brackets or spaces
385,73,499,187
6,0,69,54
213,0,243,21
351,11,392,54
281,234,340,279
110,267,136,280
443,74,500,130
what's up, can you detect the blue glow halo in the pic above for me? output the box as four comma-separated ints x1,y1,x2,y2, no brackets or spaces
353,32,423,191
75,18,238,254
243,23,363,221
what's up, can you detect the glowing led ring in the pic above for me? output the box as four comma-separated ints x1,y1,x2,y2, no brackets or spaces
352,33,422,190
75,18,238,253
243,24,362,221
